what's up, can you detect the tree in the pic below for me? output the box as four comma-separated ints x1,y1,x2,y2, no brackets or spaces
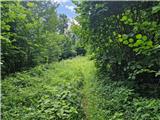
57,14,68,34
74,1,160,94
1,1,73,77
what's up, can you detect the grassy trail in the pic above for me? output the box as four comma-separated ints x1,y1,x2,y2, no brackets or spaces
2,56,98,120
3,56,160,120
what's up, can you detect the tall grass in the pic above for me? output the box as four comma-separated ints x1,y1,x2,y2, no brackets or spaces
2,56,93,120
2,56,160,120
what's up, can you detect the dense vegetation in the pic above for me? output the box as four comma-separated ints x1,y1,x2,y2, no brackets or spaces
2,57,91,119
73,1,160,119
73,1,160,97
2,56,160,120
1,1,85,77
83,72,160,120
1,1,160,120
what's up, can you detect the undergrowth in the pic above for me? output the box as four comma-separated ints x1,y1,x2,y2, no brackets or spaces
2,56,93,120
2,56,160,120
83,73,160,120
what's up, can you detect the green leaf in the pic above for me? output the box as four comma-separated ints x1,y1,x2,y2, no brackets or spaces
123,40,128,45
147,40,153,47
27,2,34,7
118,38,123,42
137,107,142,112
122,34,128,39
152,4,160,14
141,114,150,118
155,71,160,77
136,34,142,39
134,40,143,47
133,48,139,52
129,38,134,43
121,16,127,21
118,34,121,38
128,18,133,23
131,76,136,80
113,31,116,36
129,44,133,47
142,35,147,41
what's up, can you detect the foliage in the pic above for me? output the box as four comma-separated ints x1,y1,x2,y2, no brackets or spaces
1,1,77,77
74,1,160,97
2,57,92,120
84,75,160,120
2,1,160,120
57,14,68,34
2,56,160,120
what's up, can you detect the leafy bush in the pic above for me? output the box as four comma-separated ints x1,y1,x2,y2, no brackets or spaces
73,1,160,97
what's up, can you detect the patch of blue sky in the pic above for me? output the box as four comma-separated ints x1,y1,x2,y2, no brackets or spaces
55,0,77,19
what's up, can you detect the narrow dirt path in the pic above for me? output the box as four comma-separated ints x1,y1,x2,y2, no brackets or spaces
79,57,97,120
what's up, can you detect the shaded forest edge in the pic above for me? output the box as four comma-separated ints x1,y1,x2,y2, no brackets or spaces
72,1,160,98
1,1,86,78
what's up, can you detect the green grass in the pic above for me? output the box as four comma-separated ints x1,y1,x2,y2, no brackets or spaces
2,56,160,120
2,56,95,120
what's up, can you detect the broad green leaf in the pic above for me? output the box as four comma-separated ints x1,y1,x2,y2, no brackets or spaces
129,38,134,43
121,16,127,21
136,34,142,39
122,34,128,39
147,40,153,47
118,34,121,38
118,38,123,42
142,35,147,41
123,40,128,45
134,40,142,46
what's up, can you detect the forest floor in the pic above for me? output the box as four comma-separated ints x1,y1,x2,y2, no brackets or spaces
2,56,160,120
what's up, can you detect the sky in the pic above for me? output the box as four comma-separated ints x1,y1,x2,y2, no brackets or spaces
54,0,77,19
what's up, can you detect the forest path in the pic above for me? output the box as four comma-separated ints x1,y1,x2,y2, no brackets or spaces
75,57,105,120
2,56,98,120
63,56,97,119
